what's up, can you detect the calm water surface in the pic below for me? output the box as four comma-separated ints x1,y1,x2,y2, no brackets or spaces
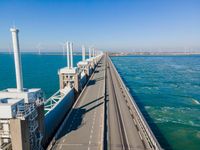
111,56,200,150
0,53,82,98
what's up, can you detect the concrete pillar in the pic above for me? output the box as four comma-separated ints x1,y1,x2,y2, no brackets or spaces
37,105,45,138
10,119,30,150
66,42,70,68
89,47,91,58
74,74,79,93
70,42,73,68
10,28,23,92
59,74,64,89
82,45,85,61
92,48,95,57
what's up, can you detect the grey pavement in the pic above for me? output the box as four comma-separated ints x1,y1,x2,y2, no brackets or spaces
52,55,149,150
106,56,146,150
53,58,105,150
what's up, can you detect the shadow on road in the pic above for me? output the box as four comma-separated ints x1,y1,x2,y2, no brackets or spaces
87,79,96,86
86,77,104,87
55,96,104,141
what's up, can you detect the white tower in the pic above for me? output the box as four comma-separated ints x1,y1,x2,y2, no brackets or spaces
89,47,92,58
66,41,70,68
82,45,86,61
10,28,23,92
92,48,95,57
69,42,73,68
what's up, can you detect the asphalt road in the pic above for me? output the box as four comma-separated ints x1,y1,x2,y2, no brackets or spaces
52,57,105,150
106,56,146,150
51,55,152,150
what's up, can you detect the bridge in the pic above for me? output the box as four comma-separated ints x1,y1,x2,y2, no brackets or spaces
48,54,162,150
0,27,162,150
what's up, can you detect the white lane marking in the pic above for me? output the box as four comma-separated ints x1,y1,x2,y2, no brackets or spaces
57,143,83,146
59,144,62,149
88,67,104,150
62,139,65,143
88,106,98,149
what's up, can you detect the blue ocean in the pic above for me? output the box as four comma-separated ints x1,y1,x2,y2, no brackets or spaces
0,53,200,150
0,53,82,98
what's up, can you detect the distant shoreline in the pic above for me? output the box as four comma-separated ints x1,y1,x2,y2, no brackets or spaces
1,51,200,56
109,52,200,56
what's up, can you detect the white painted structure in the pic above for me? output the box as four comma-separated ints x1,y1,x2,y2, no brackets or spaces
66,41,70,68
89,47,92,58
82,45,86,61
0,88,43,104
92,47,95,57
58,42,81,92
0,27,45,150
70,42,73,68
0,98,24,119
10,28,23,92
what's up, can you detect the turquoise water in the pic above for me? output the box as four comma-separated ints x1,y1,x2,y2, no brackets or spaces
0,54,82,98
111,56,200,150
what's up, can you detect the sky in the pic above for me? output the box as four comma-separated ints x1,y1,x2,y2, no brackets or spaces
0,0,200,52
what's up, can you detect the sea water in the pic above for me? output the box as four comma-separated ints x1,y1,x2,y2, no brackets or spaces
0,53,82,98
111,55,200,150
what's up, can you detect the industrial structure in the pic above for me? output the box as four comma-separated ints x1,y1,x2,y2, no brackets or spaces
0,28,45,150
0,27,162,150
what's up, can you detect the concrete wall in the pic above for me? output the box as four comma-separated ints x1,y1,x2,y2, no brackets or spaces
37,104,45,136
10,119,30,150
80,73,87,90
43,88,74,147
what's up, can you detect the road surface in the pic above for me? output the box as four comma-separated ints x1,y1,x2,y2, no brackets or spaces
52,57,105,150
106,55,146,150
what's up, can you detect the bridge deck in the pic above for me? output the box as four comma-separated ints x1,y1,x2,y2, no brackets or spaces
106,56,146,150
51,55,161,150
52,58,105,150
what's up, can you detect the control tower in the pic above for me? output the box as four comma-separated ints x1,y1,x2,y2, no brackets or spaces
77,45,91,77
0,28,45,150
58,42,80,93
86,47,96,70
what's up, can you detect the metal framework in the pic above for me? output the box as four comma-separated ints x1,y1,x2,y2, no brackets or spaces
44,89,70,115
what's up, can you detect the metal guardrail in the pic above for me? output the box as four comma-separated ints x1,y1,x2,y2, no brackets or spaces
101,56,106,150
108,56,162,150
16,103,36,119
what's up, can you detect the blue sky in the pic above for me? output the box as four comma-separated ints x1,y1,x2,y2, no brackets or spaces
0,0,200,52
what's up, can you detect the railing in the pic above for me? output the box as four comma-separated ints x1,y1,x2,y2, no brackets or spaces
29,109,38,121
0,142,12,150
16,103,36,118
108,56,162,150
29,121,38,132
44,88,72,115
102,55,107,150
0,130,10,138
